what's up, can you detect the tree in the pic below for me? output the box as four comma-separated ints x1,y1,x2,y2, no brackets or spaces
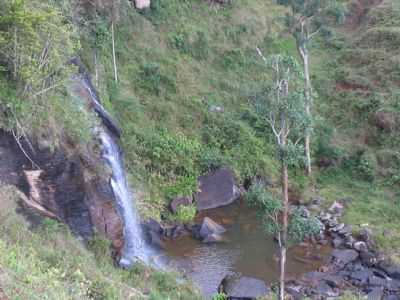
0,0,80,149
254,51,309,300
277,0,346,175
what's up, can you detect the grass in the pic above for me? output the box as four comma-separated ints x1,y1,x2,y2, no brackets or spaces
0,184,201,300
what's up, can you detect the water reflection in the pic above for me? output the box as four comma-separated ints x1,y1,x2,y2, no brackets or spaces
165,200,331,297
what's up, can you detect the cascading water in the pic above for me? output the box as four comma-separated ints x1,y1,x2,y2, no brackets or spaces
98,129,146,267
72,69,152,268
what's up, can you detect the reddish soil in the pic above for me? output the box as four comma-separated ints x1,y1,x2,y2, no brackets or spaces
345,0,383,29
335,81,370,93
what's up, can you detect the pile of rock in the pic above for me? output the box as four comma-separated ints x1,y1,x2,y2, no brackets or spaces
286,199,400,300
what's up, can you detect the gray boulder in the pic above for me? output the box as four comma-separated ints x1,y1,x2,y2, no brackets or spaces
195,168,241,210
331,249,359,267
199,217,226,240
220,275,269,299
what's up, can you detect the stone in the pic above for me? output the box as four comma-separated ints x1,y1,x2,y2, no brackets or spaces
144,218,163,234
329,201,344,215
384,295,400,300
350,269,372,285
195,168,241,210
369,275,388,287
332,237,344,248
170,196,193,214
148,230,165,249
353,241,368,252
220,275,269,299
311,196,324,206
320,212,333,222
361,251,380,267
360,227,374,243
171,225,187,239
379,263,400,280
315,281,339,297
134,0,151,9
367,287,384,300
190,224,202,240
331,249,359,267
199,217,226,240
202,233,224,243
338,225,353,236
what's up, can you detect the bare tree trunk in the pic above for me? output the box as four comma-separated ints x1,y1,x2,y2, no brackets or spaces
280,140,289,300
299,45,312,175
111,21,118,83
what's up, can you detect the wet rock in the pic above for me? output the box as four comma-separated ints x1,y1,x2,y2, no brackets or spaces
170,196,193,214
199,217,226,240
361,251,380,267
286,284,303,300
367,287,384,300
190,224,202,240
353,241,368,252
384,295,400,300
332,237,344,248
350,269,372,285
202,233,224,243
172,224,187,239
331,249,359,267
345,236,356,248
359,227,374,244
323,274,346,288
219,275,269,299
148,230,165,249
387,279,400,292
379,263,400,280
195,168,241,210
315,281,339,297
144,218,163,234
338,225,353,236
369,275,388,287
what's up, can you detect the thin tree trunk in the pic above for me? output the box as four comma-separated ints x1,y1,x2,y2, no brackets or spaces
111,21,118,83
280,163,289,300
280,142,289,300
299,45,312,175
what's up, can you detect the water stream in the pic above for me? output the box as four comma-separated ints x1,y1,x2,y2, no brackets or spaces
74,73,151,267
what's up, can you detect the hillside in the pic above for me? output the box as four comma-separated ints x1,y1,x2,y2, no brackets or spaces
0,0,399,299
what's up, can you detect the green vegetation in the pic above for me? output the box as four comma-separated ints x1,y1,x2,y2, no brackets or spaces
0,184,201,300
1,0,400,298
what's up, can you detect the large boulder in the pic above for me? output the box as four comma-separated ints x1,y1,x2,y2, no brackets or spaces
195,168,241,211
219,275,269,299
331,249,359,267
199,217,226,237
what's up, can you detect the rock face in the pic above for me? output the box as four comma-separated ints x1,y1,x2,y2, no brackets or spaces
219,275,269,299
195,168,241,211
16,139,124,247
134,0,151,9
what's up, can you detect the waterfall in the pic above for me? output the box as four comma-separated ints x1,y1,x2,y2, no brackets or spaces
73,72,152,268
99,129,146,268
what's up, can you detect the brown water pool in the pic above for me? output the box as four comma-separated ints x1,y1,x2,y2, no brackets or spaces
164,200,331,297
